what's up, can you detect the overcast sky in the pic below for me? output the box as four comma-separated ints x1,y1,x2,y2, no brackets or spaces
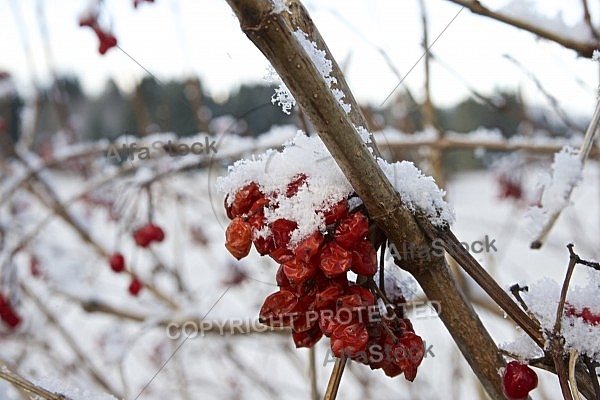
2,0,599,116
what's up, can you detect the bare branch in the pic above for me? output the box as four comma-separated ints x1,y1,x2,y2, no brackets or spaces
445,0,598,57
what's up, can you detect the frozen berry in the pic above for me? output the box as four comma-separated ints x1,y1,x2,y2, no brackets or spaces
109,252,126,273
502,361,538,400
225,217,252,260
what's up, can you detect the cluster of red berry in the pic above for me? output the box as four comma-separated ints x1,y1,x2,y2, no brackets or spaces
78,14,118,55
108,223,165,296
224,177,424,380
0,294,21,329
501,361,538,400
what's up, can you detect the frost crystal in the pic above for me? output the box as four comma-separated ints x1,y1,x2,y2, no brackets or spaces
293,29,351,114
265,66,296,115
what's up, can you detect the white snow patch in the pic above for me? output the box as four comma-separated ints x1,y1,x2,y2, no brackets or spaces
293,29,351,114
521,276,600,361
271,0,290,14
217,131,454,247
526,146,583,237
33,376,118,400
376,158,454,227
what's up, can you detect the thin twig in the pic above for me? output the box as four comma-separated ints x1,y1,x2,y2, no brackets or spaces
569,350,581,400
550,244,579,400
0,366,74,400
308,347,319,400
323,358,346,400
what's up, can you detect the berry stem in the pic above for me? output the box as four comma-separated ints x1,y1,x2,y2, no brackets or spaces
323,358,346,400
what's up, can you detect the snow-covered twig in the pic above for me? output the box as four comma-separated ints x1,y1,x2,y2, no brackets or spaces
0,365,75,400
530,100,600,248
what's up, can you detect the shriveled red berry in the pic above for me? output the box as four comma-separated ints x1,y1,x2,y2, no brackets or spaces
283,258,318,285
319,241,352,278
330,322,369,357
128,277,143,296
247,210,275,255
230,182,263,218
294,231,324,263
321,200,349,225
269,247,295,264
109,252,126,273
502,361,538,400
335,212,369,250
350,240,378,276
292,323,323,348
393,331,424,382
271,218,297,249
259,289,297,327
314,281,346,311
225,217,253,260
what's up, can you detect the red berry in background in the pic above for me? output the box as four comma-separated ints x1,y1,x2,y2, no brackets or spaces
97,30,117,55
334,212,369,250
133,225,153,247
225,217,252,260
319,241,352,277
1,308,21,328
128,277,143,296
30,255,42,277
134,223,165,247
109,252,126,273
0,294,22,329
146,224,165,242
502,361,538,400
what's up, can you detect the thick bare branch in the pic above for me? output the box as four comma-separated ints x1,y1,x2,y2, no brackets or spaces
226,0,507,397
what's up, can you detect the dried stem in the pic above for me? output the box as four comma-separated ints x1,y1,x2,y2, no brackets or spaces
324,358,345,400
550,244,579,399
